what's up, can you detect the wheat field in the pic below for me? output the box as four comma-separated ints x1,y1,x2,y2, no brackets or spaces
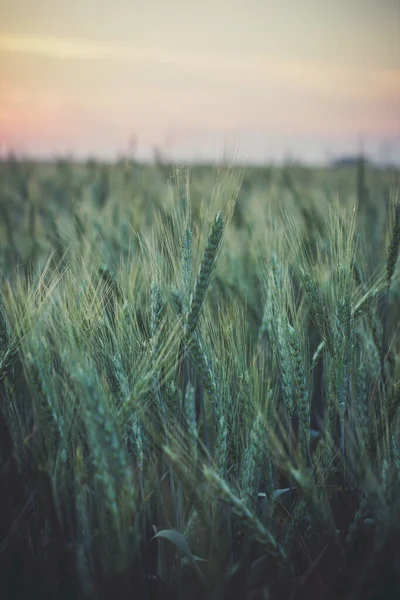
0,156,400,599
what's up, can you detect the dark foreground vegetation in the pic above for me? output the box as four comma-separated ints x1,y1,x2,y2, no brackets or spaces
1,156,400,599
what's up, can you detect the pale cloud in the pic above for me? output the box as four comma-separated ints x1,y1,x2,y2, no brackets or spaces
1,33,399,99
0,33,261,69
0,33,162,61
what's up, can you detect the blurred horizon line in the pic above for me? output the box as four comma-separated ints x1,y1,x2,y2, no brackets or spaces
1,151,399,169
1,133,400,167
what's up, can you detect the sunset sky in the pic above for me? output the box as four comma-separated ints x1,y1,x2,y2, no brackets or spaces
1,0,399,163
